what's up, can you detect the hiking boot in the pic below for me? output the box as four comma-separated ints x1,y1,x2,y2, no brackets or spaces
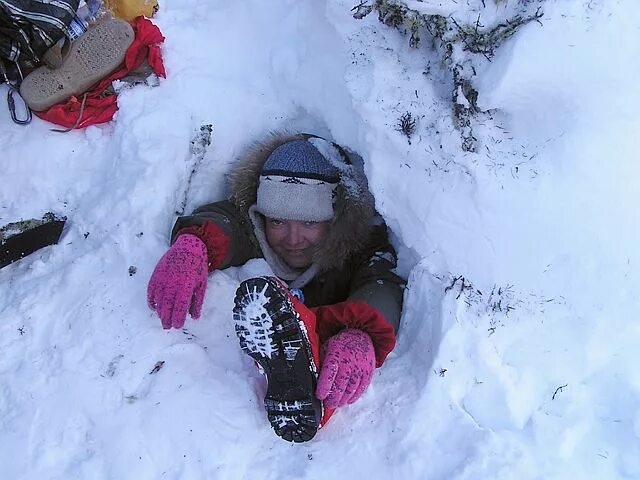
20,18,134,111
233,276,323,443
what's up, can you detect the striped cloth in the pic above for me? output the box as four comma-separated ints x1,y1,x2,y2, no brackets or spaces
0,0,79,82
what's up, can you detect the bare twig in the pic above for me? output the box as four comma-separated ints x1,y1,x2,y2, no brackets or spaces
396,111,417,144
149,361,165,375
445,275,463,293
552,384,568,400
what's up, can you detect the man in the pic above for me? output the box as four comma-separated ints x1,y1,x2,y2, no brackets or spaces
147,133,404,442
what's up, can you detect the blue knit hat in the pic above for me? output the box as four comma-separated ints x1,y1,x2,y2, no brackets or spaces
257,139,340,222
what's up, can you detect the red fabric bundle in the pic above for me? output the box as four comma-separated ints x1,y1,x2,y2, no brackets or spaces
35,16,166,129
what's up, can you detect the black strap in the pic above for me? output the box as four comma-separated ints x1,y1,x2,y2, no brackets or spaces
0,214,66,269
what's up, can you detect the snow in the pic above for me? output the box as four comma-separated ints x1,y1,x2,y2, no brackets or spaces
234,280,277,359
1,0,639,479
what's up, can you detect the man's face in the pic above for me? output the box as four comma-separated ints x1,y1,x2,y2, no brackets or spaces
264,218,331,269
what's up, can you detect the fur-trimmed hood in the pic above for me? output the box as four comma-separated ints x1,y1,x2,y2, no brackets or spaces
227,132,376,273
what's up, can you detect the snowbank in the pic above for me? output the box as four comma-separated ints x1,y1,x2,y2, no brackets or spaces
1,0,638,478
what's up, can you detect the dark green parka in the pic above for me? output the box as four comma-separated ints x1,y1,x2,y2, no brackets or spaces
171,133,404,333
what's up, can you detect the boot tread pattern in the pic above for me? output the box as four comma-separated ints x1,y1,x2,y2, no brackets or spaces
233,277,322,443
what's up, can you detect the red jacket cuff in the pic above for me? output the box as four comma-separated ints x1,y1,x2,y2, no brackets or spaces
313,301,397,367
174,221,230,272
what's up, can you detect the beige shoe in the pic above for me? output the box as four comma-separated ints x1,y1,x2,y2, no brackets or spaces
20,19,134,112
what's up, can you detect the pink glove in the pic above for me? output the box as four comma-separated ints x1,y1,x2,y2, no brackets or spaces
316,328,376,408
147,234,208,329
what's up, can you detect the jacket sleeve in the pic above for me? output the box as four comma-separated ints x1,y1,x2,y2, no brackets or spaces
346,222,405,334
314,222,405,367
314,301,397,367
171,200,260,271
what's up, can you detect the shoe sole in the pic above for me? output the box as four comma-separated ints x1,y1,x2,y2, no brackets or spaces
233,277,322,443
20,19,134,111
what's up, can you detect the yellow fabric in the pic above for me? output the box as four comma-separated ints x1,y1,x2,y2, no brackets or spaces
104,0,158,21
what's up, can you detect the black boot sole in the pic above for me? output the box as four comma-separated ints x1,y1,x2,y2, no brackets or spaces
233,276,322,443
